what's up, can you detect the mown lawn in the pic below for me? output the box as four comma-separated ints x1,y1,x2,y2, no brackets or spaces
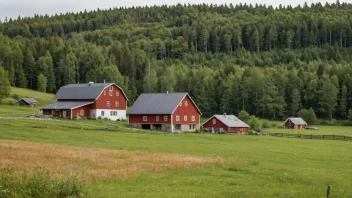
0,118,352,197
262,125,352,136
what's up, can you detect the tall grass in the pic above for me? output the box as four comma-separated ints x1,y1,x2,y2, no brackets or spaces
0,167,87,198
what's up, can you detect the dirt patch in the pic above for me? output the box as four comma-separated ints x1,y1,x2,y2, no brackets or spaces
0,139,225,181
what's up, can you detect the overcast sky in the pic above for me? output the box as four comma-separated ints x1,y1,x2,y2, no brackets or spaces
0,0,338,21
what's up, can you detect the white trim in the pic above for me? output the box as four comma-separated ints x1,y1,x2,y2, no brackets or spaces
70,102,94,110
212,118,216,124
176,115,180,121
80,110,84,116
143,116,147,121
94,83,129,102
184,115,187,121
156,116,159,121
164,116,168,121
192,115,195,121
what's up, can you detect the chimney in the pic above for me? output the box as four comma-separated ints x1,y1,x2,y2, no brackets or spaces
166,91,168,94
224,113,226,117
104,80,106,84
88,81,94,86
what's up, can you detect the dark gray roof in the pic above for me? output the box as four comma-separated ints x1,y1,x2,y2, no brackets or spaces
127,93,201,115
205,115,249,127
40,101,93,110
285,117,307,125
18,98,38,104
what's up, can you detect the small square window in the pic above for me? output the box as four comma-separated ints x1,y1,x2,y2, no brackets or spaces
143,116,147,121
101,111,105,116
156,116,159,121
184,115,187,121
164,116,168,121
80,110,84,116
212,119,216,124
176,116,179,121
107,101,110,107
104,91,106,96
184,101,188,107
110,86,113,91
115,101,119,107
240,128,244,132
116,91,119,96
109,90,113,96
191,116,195,121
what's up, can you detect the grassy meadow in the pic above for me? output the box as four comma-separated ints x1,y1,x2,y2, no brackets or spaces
1,118,352,197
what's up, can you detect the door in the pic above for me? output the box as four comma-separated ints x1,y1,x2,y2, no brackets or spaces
63,111,66,118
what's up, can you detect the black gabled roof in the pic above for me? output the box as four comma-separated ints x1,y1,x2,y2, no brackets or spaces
127,93,201,115
54,83,128,101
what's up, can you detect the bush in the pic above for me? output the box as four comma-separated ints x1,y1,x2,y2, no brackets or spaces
321,119,337,126
247,115,261,132
262,121,270,129
247,130,256,135
297,108,317,124
238,110,250,122
0,167,86,198
97,116,102,120
271,123,277,127
12,94,20,100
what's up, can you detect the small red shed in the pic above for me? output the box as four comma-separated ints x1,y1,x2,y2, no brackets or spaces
284,117,307,129
202,114,249,133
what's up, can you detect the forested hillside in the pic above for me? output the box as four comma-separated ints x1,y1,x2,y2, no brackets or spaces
0,2,352,119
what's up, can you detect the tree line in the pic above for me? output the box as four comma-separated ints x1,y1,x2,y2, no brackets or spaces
0,2,352,120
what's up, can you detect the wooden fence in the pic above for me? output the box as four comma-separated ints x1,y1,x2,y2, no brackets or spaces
267,133,352,141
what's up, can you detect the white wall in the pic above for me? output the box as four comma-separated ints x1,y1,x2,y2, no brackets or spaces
90,109,126,120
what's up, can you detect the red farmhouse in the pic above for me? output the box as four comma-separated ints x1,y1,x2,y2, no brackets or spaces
203,114,249,133
284,117,307,129
40,82,128,120
127,92,202,132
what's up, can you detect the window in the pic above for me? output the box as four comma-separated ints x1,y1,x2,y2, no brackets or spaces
164,116,168,121
191,116,195,121
116,91,119,96
143,116,147,121
184,115,187,121
184,101,188,107
240,128,244,132
110,111,117,116
175,124,181,130
80,110,84,116
176,116,180,121
115,101,119,107
104,91,106,96
109,90,113,96
189,124,192,129
212,119,216,124
107,101,110,107
193,124,196,129
101,111,105,116
110,86,113,91
156,116,159,121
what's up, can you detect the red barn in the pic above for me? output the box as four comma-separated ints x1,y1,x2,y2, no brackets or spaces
203,114,249,133
127,92,202,132
40,82,128,120
284,117,307,129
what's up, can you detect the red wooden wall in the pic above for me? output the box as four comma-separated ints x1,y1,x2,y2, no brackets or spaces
172,95,200,124
202,117,228,130
72,105,91,118
129,115,171,124
92,85,127,110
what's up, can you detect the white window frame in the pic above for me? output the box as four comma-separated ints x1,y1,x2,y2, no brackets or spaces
107,101,110,107
176,116,180,121
184,115,187,121
116,91,119,96
110,86,113,91
104,91,106,96
156,116,159,121
212,119,216,124
115,101,119,107
109,90,113,96
143,116,147,121
184,101,188,106
164,116,168,121
80,110,84,116
101,111,105,116
240,128,244,132
191,116,195,121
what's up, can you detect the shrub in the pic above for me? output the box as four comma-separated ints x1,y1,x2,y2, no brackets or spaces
238,110,250,122
297,108,317,124
247,115,261,132
262,121,270,129
247,130,256,135
271,123,277,127
12,94,20,100
321,119,337,126
0,167,86,198
97,116,102,120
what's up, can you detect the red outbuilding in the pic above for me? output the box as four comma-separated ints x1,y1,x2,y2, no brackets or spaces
202,114,249,133
284,117,307,129
127,92,202,132
40,82,128,120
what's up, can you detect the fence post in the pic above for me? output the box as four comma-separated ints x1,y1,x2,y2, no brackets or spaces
327,185,331,198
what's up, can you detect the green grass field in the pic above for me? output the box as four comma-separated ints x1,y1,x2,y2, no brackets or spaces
1,118,352,197
0,87,55,116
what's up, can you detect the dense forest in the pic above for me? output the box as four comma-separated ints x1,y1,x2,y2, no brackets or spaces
0,1,352,120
